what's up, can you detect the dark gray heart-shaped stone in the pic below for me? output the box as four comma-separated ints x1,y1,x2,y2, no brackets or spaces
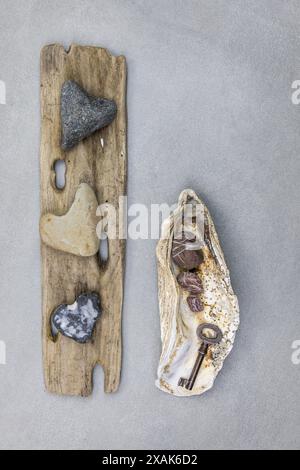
61,80,117,150
52,292,101,343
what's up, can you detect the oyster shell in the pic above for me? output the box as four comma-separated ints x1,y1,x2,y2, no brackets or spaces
156,189,239,397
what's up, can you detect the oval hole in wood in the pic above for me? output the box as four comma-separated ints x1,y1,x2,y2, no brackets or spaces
99,233,109,264
54,159,66,189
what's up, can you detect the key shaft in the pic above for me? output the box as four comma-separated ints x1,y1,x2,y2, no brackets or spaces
178,342,208,390
178,323,223,391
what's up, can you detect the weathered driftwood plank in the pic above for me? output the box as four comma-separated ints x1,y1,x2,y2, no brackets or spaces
40,44,126,396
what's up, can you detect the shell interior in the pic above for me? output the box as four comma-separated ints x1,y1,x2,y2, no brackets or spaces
156,189,239,397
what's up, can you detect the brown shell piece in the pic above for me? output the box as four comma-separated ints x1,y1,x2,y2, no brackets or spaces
171,236,204,269
177,271,203,294
187,295,204,312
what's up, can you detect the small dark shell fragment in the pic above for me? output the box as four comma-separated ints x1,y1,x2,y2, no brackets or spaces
187,295,204,313
177,271,203,294
171,235,204,270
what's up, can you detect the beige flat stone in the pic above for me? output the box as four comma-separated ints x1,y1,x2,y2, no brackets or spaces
40,183,99,257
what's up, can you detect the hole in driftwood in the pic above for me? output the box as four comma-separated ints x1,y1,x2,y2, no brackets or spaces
99,233,109,264
92,363,105,390
54,159,66,189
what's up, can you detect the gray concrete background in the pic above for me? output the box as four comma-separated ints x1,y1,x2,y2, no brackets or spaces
0,0,299,450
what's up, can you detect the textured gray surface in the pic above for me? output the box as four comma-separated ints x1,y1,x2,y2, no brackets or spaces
0,0,299,450
61,80,117,150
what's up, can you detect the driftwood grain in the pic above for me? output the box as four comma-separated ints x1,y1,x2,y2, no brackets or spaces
40,44,127,396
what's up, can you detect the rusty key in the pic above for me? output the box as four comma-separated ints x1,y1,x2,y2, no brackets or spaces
178,323,223,390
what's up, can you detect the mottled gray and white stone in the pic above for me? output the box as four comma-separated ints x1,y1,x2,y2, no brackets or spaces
61,80,117,150
52,293,101,343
